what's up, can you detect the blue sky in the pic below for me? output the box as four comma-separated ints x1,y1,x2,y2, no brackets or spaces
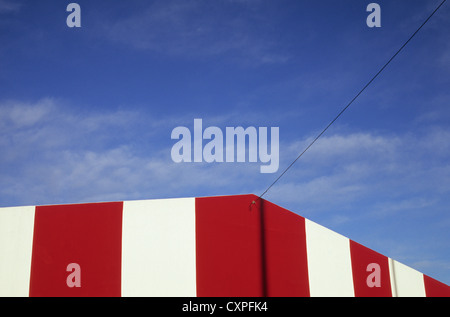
1,0,449,285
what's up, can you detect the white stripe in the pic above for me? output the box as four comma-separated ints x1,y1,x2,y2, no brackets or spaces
0,206,35,297
305,219,354,297
388,258,398,297
388,259,425,297
121,198,197,296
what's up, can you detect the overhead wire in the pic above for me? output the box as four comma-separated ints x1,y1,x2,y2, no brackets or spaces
254,0,447,204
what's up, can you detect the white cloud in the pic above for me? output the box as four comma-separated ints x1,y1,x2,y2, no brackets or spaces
100,0,290,65
1,97,450,223
262,128,450,220
0,98,266,206
0,0,21,13
0,98,54,129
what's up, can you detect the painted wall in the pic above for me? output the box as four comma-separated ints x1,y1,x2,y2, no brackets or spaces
0,194,448,297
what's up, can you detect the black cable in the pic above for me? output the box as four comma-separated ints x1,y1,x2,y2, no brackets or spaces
255,0,447,203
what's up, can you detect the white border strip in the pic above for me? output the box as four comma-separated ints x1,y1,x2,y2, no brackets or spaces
0,206,35,297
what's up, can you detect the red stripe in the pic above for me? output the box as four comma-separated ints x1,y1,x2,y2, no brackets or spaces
29,202,123,297
195,195,264,296
349,240,392,297
424,274,450,297
262,199,310,296
195,195,309,296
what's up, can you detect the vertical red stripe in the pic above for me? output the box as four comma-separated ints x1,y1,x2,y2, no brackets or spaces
350,240,392,297
262,199,310,297
195,195,264,296
424,275,450,297
29,202,123,297
195,194,309,297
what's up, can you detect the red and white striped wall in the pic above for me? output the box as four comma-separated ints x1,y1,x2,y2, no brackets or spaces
0,194,448,297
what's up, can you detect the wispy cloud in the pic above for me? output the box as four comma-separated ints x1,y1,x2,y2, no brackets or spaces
2,97,449,213
99,0,290,65
263,129,450,219
0,98,149,204
0,98,53,129
0,98,267,206
0,0,21,14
